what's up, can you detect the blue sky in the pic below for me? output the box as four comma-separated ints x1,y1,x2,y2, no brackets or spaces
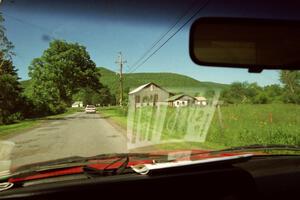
1,0,289,86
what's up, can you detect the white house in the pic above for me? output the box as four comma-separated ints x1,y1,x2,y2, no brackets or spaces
71,101,83,108
128,82,172,107
195,96,207,106
166,94,196,107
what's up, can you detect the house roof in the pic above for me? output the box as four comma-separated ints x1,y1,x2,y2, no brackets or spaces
129,83,151,94
165,94,195,102
72,101,82,105
128,82,171,95
195,96,207,101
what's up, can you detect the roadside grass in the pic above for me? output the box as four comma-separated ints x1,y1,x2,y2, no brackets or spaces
0,107,81,139
45,107,81,119
98,106,127,129
145,141,227,151
0,120,42,138
98,104,300,151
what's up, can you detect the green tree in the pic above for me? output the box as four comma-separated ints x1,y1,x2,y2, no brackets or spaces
204,89,216,99
0,13,24,124
73,86,116,107
0,52,23,124
263,84,283,103
82,89,93,106
0,13,14,60
28,40,102,114
279,70,300,104
221,82,265,104
97,86,116,106
221,82,248,104
253,92,269,104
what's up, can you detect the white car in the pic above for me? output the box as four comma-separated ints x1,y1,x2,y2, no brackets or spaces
85,105,96,113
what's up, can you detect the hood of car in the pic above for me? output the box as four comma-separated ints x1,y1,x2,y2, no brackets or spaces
6,149,262,183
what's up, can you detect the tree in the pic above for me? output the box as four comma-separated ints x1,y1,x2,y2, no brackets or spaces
221,82,248,104
28,40,102,114
204,89,216,99
253,92,269,104
221,82,265,104
279,70,300,104
97,86,116,106
0,13,24,124
73,86,116,107
0,52,23,124
0,13,15,60
263,84,283,103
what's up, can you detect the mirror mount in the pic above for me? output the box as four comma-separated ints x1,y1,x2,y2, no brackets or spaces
248,67,263,73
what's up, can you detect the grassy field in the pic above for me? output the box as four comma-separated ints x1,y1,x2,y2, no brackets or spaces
0,108,81,138
206,104,300,147
98,104,300,150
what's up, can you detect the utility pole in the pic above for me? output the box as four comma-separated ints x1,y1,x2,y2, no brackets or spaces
115,52,126,107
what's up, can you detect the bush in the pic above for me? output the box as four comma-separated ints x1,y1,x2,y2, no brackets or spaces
0,112,23,125
48,102,67,115
253,93,270,104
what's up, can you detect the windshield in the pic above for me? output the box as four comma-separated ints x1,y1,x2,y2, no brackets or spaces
86,105,95,108
0,0,300,170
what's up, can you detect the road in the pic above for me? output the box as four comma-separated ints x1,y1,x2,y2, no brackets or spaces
8,112,128,168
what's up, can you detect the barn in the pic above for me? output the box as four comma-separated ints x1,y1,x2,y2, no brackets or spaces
128,82,172,107
166,94,196,107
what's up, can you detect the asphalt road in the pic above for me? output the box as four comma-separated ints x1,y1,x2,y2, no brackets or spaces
8,112,128,168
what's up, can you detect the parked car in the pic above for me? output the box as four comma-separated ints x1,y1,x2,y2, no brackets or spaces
85,105,96,113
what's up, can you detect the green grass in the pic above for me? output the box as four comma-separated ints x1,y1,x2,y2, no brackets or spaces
98,104,300,151
0,120,42,138
45,107,80,119
98,106,127,129
0,108,81,138
146,142,227,151
206,104,300,147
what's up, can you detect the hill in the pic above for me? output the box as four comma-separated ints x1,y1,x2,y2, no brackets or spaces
97,67,228,96
20,67,228,97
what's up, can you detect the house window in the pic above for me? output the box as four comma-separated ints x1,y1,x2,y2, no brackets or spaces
153,94,158,106
143,96,149,103
150,95,153,101
135,95,140,103
154,94,158,102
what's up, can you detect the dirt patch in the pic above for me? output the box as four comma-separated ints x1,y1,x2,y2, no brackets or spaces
98,113,127,138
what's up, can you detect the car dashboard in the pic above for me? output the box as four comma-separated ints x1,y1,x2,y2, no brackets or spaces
0,155,300,200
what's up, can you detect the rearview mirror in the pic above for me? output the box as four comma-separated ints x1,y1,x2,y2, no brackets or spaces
189,17,300,72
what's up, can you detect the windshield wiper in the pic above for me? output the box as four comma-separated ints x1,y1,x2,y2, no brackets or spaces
13,153,150,173
192,144,300,156
83,155,131,178
7,153,164,180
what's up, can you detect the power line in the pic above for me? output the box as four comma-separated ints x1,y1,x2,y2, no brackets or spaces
126,0,198,73
4,14,56,40
128,0,210,73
